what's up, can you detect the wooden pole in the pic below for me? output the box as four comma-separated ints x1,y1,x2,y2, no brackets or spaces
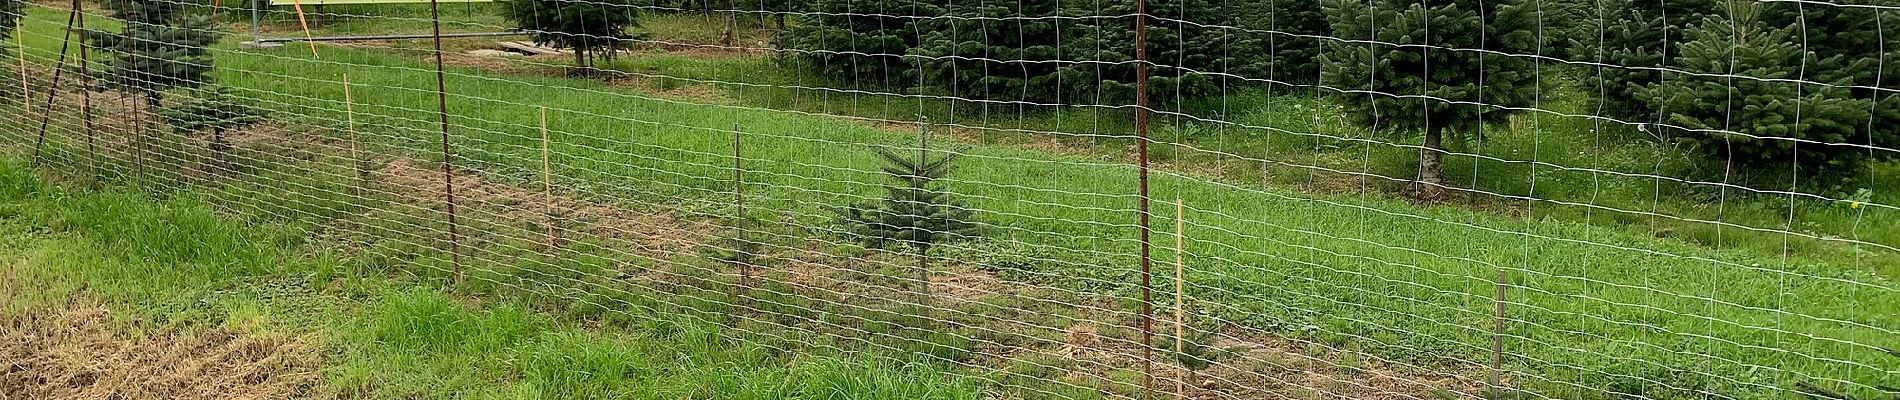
1491,268,1507,394
1174,198,1185,400
344,74,362,192
540,106,556,250
733,123,749,301
291,0,319,57
15,28,27,115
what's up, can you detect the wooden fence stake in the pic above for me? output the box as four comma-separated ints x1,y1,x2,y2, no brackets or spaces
291,0,318,57
733,123,749,301
1174,198,1186,400
15,29,27,115
344,74,363,193
540,106,557,250
1491,268,1507,395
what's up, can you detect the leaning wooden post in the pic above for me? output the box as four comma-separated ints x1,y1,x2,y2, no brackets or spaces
540,106,557,250
15,28,27,115
1174,198,1186,400
427,0,463,285
30,3,79,169
344,74,364,193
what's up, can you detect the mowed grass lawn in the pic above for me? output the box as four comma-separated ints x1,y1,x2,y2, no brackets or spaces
10,6,1898,399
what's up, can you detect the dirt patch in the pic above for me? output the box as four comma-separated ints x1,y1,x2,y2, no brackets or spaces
372,158,715,260
0,306,318,400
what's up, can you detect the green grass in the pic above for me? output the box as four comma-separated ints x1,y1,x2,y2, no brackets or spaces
0,158,995,399
8,6,1899,399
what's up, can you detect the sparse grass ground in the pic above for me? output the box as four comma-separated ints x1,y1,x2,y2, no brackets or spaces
0,158,994,399
7,4,1898,400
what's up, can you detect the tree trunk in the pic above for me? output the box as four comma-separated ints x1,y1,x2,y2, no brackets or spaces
1415,125,1447,200
721,10,736,46
916,244,932,301
572,46,588,76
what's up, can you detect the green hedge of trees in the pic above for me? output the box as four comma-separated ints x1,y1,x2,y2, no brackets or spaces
777,0,1895,186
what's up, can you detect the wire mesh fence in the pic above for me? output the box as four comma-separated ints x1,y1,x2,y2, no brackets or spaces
2,0,1896,398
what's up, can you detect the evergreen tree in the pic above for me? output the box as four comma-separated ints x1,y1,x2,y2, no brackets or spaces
1320,0,1547,199
830,144,979,298
86,0,221,106
782,0,945,89
158,85,266,154
1569,0,1719,122
1052,0,1236,105
498,0,644,75
1231,0,1330,87
908,0,1068,102
2,0,20,99
1637,1,1877,178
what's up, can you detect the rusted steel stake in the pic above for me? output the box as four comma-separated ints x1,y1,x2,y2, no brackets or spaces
1134,0,1154,398
427,0,462,285
77,0,94,184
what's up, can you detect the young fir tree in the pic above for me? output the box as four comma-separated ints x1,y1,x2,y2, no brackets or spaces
1320,0,1546,199
86,0,220,107
499,0,644,75
1637,0,1876,179
830,144,979,299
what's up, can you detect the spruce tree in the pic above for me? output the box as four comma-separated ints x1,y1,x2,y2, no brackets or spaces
1569,0,1719,122
1052,0,1236,105
1638,0,1877,178
830,144,979,298
2,0,20,99
782,0,945,89
86,0,220,107
158,85,265,154
1320,0,1546,199
908,0,1068,103
498,0,644,75
1232,0,1330,87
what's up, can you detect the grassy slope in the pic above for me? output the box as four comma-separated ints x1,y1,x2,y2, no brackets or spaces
11,6,1899,399
0,158,991,399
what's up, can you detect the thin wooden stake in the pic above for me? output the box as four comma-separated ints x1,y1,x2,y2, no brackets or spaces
540,106,556,250
291,0,318,57
1491,268,1507,394
344,74,362,192
733,123,749,301
15,29,27,114
1173,198,1186,400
